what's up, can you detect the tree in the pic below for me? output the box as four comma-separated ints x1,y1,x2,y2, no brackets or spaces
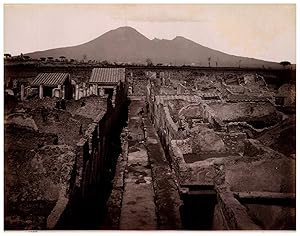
40,57,46,61
23,56,31,60
47,56,54,61
59,56,66,61
101,60,110,66
279,61,291,69
82,54,87,62
208,57,211,67
146,58,153,66
4,53,11,59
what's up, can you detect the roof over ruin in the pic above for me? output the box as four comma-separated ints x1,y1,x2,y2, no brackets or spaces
31,73,70,86
89,68,125,84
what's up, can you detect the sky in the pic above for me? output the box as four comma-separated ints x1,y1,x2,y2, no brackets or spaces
3,4,296,63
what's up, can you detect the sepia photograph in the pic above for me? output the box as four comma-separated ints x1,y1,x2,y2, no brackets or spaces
2,1,297,231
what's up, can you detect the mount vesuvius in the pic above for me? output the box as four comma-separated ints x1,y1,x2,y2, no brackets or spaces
25,26,281,68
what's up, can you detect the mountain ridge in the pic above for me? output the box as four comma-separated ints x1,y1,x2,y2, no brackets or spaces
26,26,281,68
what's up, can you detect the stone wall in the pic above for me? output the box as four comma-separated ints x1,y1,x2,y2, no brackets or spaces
168,139,262,230
126,69,148,96
146,94,226,149
60,80,129,228
4,80,128,230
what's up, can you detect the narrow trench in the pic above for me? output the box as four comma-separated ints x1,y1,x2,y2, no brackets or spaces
56,98,219,230
54,101,130,230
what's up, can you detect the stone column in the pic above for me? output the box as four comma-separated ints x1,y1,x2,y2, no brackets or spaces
20,84,25,101
88,86,91,96
83,88,87,97
94,85,98,96
62,85,65,99
100,87,104,96
79,89,83,99
75,84,79,100
58,85,62,98
39,85,43,99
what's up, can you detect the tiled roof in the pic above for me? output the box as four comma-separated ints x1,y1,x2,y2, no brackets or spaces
89,68,125,84
31,73,69,86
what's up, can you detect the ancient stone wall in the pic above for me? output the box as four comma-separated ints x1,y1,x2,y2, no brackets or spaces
4,80,128,230
61,81,129,228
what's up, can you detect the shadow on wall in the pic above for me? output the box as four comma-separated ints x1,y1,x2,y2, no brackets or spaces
54,85,130,230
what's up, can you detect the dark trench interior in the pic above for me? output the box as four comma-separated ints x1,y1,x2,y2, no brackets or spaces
54,100,130,230
179,185,217,230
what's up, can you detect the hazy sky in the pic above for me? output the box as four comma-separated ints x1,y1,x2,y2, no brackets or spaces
4,4,296,63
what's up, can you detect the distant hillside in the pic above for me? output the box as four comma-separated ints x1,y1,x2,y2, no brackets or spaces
26,26,282,69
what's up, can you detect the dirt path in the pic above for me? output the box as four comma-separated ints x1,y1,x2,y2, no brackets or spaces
119,99,157,230
119,98,182,230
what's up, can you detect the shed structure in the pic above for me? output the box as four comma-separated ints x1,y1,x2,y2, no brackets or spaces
31,73,73,100
88,68,125,98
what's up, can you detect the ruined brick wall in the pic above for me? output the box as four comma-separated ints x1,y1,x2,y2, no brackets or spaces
126,68,148,96
68,81,129,228
138,68,289,97
150,98,181,147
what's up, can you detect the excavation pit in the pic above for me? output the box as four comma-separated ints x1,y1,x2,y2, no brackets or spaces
179,185,217,230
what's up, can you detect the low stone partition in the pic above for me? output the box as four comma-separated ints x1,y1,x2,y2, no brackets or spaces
169,129,246,164
227,113,288,138
169,139,264,230
169,140,221,186
216,191,261,230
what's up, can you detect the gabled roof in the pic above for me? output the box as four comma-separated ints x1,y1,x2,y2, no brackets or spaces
89,68,125,84
31,73,70,86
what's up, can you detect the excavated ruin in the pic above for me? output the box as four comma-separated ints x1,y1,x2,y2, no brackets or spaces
4,67,296,230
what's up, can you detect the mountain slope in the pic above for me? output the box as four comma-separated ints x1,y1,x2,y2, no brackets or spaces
26,26,281,68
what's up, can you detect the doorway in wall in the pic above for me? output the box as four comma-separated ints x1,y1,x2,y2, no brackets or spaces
104,88,114,98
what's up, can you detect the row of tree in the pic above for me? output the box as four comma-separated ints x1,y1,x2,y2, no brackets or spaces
4,53,292,69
